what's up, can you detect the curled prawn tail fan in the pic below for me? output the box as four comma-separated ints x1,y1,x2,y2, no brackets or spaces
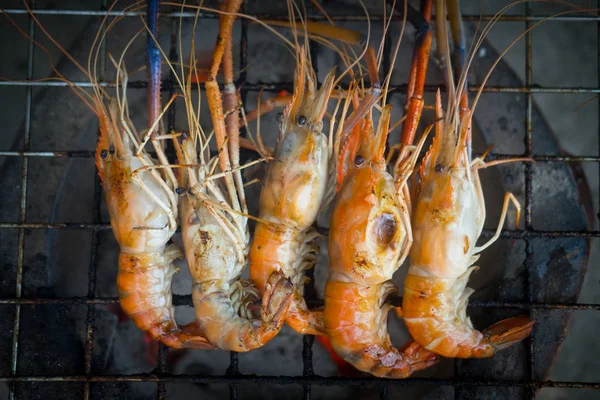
339,335,440,379
396,341,441,376
285,298,324,336
483,316,535,353
190,271,294,352
117,250,213,350
261,271,296,329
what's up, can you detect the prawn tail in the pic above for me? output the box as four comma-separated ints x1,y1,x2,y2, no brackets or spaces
397,340,442,376
260,271,295,328
325,281,440,379
192,272,293,352
483,315,535,353
117,251,213,349
158,321,215,350
284,297,325,336
220,272,294,351
344,340,440,379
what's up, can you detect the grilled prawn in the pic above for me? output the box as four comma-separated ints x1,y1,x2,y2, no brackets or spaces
99,97,212,349
324,98,438,378
176,0,294,351
176,136,293,351
402,0,534,359
249,50,336,336
8,0,213,349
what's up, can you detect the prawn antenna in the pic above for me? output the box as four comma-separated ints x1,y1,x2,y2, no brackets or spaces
147,0,161,138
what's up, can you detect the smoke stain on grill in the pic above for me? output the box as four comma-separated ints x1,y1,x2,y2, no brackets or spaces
17,305,85,376
537,246,578,299
91,382,155,400
498,116,509,131
14,382,84,400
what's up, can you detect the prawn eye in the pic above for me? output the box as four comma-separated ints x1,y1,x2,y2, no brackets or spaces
100,149,109,160
297,115,307,126
109,145,116,154
435,163,444,173
276,112,284,122
175,187,186,196
373,213,397,247
354,154,365,167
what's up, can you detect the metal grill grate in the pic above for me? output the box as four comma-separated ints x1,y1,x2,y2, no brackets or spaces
0,1,599,399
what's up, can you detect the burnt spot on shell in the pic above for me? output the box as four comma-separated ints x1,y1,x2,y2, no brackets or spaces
373,213,397,247
354,256,368,268
200,230,210,245
352,255,372,277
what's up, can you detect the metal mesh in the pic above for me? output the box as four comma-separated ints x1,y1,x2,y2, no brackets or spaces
0,1,599,399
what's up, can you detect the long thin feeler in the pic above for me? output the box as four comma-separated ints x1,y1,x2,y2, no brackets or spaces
147,0,160,139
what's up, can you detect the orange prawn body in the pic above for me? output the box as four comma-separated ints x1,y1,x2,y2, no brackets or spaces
249,53,335,336
176,136,294,352
324,106,438,378
403,92,534,358
250,130,329,335
96,107,211,350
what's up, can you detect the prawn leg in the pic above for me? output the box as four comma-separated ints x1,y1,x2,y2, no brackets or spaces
241,91,293,127
473,191,520,253
399,0,434,147
147,0,161,139
205,0,243,211
481,316,536,353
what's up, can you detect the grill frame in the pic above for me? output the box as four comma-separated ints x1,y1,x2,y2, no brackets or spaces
0,1,599,399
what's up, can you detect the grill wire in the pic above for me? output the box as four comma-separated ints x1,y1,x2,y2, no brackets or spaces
0,1,599,399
